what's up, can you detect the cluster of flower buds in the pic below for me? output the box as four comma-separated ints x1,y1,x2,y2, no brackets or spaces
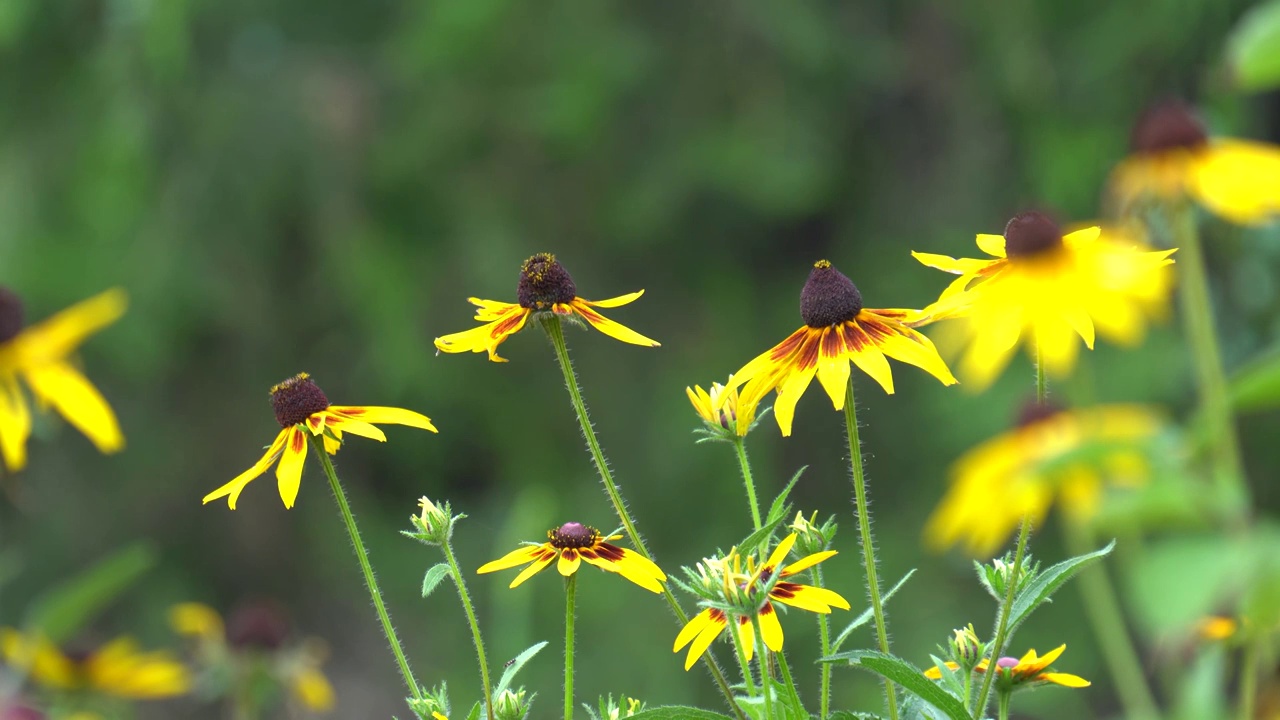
789,511,837,557
979,552,1040,602
405,496,457,546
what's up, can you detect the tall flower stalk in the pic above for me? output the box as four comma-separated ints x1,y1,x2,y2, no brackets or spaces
563,574,577,720
733,437,763,531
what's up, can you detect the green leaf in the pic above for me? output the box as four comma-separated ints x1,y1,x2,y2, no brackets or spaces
830,569,916,653
492,640,547,700
737,466,807,556
828,712,885,720
822,651,971,720
1006,541,1114,634
26,543,155,643
421,563,452,598
624,708,735,720
464,701,481,720
767,466,806,524
1227,0,1280,92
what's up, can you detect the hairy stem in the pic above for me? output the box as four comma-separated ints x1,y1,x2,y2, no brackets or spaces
564,573,577,720
814,564,832,719
973,516,1031,717
732,438,763,530
441,537,495,720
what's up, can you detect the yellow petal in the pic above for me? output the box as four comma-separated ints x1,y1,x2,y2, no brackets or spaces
9,288,127,364
0,628,77,689
738,618,755,662
0,374,30,471
1033,318,1082,378
325,414,387,443
478,545,547,574
1191,139,1280,225
330,406,438,433
557,549,581,576
684,610,728,671
509,552,556,588
1040,672,1090,688
581,290,645,308
275,428,308,509
23,361,124,454
911,251,993,275
849,343,895,394
764,534,798,571
570,301,660,347
772,363,817,437
923,661,960,679
757,604,784,652
168,603,224,640
292,666,336,710
674,609,715,652
873,324,958,386
202,430,290,509
434,308,530,362
779,550,837,576
976,234,1006,258
469,297,521,321
770,583,850,613
814,337,851,410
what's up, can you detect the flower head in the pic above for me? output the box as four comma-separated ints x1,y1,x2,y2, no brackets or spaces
407,496,454,545
0,629,189,700
687,377,756,438
1112,99,1280,225
673,533,849,670
925,644,1089,689
0,288,127,471
202,373,437,509
722,260,956,436
434,253,660,362
477,522,667,592
912,213,1175,389
925,401,1164,556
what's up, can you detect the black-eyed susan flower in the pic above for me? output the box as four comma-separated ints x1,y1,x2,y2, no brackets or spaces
722,260,956,437
912,212,1175,389
1112,99,1280,225
673,533,849,670
0,629,189,700
926,645,1090,689
477,522,667,593
925,401,1164,557
434,253,659,362
201,373,436,510
686,376,756,438
0,288,127,471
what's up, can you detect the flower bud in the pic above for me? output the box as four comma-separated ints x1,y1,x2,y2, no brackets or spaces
949,625,983,669
407,496,453,545
494,688,529,720
789,511,836,555
605,696,644,719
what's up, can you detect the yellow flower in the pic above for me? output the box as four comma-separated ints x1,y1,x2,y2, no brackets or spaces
0,629,189,699
1198,616,1239,641
0,288,126,471
673,534,849,670
686,377,754,436
169,603,225,643
912,213,1175,390
925,402,1163,556
434,253,659,362
201,373,437,509
925,644,1089,689
1111,99,1280,225
288,639,336,712
722,260,956,436
478,522,667,592
433,714,448,720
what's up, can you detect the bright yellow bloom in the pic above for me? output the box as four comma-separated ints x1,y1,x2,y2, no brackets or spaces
1111,99,1280,225
202,373,436,509
686,377,754,436
912,213,1175,390
0,629,189,699
1198,616,1239,641
925,402,1163,556
673,534,849,670
478,522,667,592
723,260,956,436
0,288,126,471
925,644,1089,688
434,253,659,362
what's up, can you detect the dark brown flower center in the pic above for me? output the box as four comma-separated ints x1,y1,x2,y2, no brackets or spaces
517,253,577,309
1003,212,1063,258
1130,99,1208,154
227,601,291,650
548,522,599,549
0,288,25,344
270,373,330,427
1014,397,1063,428
800,260,862,328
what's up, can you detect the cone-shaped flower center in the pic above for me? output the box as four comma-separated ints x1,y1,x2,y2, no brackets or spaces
1014,397,1063,428
0,288,25,344
270,373,330,428
227,602,290,650
1003,212,1063,258
517,253,577,309
996,657,1020,670
1130,100,1208,154
800,260,863,328
548,522,598,549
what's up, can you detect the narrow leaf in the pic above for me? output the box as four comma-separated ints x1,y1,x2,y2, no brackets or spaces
26,543,155,643
1007,540,1115,633
831,569,916,653
421,563,453,598
767,466,807,524
822,651,971,720
492,640,548,700
625,708,735,720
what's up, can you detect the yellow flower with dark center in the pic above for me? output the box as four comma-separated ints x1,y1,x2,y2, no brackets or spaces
912,212,1175,390
0,288,127,471
925,401,1162,556
477,522,667,592
673,533,849,670
686,377,754,436
1111,99,1280,225
925,644,1089,689
0,629,189,699
202,373,436,509
434,253,659,362
722,260,956,437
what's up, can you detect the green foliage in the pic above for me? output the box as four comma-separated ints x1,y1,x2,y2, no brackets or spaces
1226,0,1280,91
823,652,970,720
624,709,736,720
24,543,154,644
1006,541,1115,636
1229,343,1280,412
830,570,918,655
492,641,548,702
421,562,452,598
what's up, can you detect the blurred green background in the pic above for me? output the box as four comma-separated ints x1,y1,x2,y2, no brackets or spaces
2,0,1279,717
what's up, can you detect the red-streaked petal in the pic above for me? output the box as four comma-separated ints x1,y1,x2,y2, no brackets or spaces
325,415,387,443
509,550,558,588
769,582,851,613
202,430,291,509
330,406,438,433
570,301,660,347
758,604,784,652
477,545,550,573
275,427,308,509
557,549,581,576
581,290,645,308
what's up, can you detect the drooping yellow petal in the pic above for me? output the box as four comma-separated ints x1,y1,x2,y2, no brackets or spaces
581,290,645,308
580,552,662,593
508,551,557,588
779,550,837,576
275,428,309,509
23,361,124,454
757,604,784,652
873,325,958,386
848,342,895,394
772,362,817,437
7,288,127,365
292,666,336,710
86,637,190,698
469,298,522,321
911,252,995,276
329,406,438,433
203,430,291,510
677,609,727,671
0,629,77,689
324,414,387,443
557,549,581,576
770,583,850,613
0,374,31,471
570,301,660,347
814,333,851,410
434,307,531,362
1191,139,1280,225
1039,672,1091,688
169,603,224,640
738,618,755,662
478,545,548,573
976,234,1006,258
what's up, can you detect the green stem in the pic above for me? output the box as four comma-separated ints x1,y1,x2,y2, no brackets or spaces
1063,523,1159,719
997,690,1011,720
732,438,763,530
542,316,746,720
310,436,422,701
564,573,577,720
973,516,1031,717
754,622,776,720
1169,205,1248,511
814,565,832,719
962,672,972,713
775,650,804,714
1239,638,1259,720
843,376,899,720
441,537,495,720
731,614,758,697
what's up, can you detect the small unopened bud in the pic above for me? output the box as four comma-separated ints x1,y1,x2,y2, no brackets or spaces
789,511,836,555
604,695,644,720
949,625,983,669
406,696,447,720
494,688,528,720
407,496,453,545
987,554,1036,598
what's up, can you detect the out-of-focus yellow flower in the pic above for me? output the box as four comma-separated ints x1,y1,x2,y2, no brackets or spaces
434,253,659,362
912,213,1175,390
478,522,666,593
925,403,1163,556
169,603,225,642
926,644,1090,689
0,629,189,699
1198,616,1239,641
0,288,127,471
1112,99,1280,225
686,377,754,436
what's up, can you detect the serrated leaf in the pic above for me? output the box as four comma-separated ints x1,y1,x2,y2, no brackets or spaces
624,708,736,720
738,512,789,558
830,569,916,653
822,651,971,720
1006,540,1114,634
421,563,452,598
26,543,155,643
1227,0,1280,92
492,640,547,700
973,561,1000,602
767,466,807,524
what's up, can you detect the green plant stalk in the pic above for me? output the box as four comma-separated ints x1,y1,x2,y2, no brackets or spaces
440,536,495,720
753,621,776,720
843,376,899,720
543,316,746,720
310,436,423,701
731,613,759,697
962,672,972,713
1169,204,1248,508
1064,522,1159,719
814,565,832,719
564,573,577,720
732,437,763,530
775,649,804,714
997,690,1011,720
1240,638,1259,720
972,516,1031,717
